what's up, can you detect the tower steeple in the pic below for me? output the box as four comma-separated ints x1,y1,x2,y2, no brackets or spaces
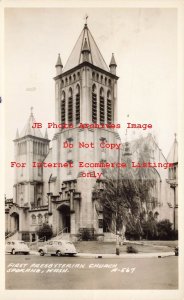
81,38,90,62
62,23,109,73
109,53,117,75
55,53,63,76
15,128,19,139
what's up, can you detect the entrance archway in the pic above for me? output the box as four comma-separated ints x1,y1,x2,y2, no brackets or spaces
11,212,19,231
58,204,70,233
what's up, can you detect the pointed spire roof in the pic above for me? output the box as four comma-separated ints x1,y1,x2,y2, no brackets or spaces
82,38,90,53
19,107,43,139
167,133,178,163
15,128,19,139
109,53,117,66
44,128,48,139
55,53,63,67
63,24,109,73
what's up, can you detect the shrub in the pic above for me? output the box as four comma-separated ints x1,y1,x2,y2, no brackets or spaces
141,219,158,240
157,219,173,240
36,223,53,241
171,230,178,240
126,245,138,253
125,223,142,240
81,228,93,241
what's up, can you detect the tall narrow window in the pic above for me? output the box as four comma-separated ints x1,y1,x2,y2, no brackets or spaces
76,85,80,124
68,88,73,124
100,88,105,124
107,90,112,124
61,91,66,124
92,84,97,123
38,214,43,225
31,215,36,225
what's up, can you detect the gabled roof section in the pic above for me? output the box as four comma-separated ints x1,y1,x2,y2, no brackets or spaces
19,108,43,139
167,134,178,163
63,24,109,73
122,134,167,162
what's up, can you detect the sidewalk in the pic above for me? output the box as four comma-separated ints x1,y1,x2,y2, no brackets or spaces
30,250,175,258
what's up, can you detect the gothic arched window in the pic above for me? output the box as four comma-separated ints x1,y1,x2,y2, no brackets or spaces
61,91,66,124
92,84,97,123
107,90,112,124
37,198,41,207
154,212,159,221
31,214,36,225
44,213,49,223
100,87,105,124
76,84,80,124
68,88,73,124
20,198,24,207
38,214,43,225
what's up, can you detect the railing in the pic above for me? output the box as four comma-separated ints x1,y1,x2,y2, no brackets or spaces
30,204,48,210
28,236,47,249
5,230,17,239
57,227,69,236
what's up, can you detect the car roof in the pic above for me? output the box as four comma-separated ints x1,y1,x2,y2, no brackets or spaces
8,240,25,242
51,240,71,242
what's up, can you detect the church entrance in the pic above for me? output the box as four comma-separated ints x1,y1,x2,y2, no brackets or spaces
11,212,19,231
58,204,71,233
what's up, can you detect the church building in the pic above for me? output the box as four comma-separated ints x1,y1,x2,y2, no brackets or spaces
5,22,178,242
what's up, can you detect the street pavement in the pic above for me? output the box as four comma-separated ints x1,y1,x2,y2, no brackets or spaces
5,254,178,289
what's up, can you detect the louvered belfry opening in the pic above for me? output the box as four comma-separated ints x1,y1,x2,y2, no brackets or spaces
107,90,112,124
100,87,105,124
68,88,73,124
61,91,66,124
76,84,80,124
92,84,97,123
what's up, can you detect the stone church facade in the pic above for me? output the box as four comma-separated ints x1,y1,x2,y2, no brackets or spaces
5,23,178,242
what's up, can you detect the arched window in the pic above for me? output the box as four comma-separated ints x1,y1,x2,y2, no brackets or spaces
31,214,36,225
154,212,159,221
61,91,66,124
100,87,105,124
44,213,49,223
38,214,43,225
107,90,112,124
73,74,76,81
148,211,153,220
76,85,80,124
68,88,73,124
37,198,41,207
92,84,97,123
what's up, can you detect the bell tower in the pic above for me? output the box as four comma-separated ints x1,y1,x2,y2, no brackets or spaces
49,21,121,238
13,108,50,209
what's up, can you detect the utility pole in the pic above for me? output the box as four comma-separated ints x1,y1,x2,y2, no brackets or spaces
116,146,121,255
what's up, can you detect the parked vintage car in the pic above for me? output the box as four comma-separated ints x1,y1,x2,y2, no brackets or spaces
38,240,77,256
5,240,30,255
174,246,179,256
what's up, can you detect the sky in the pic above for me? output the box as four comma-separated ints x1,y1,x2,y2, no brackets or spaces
4,7,177,197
